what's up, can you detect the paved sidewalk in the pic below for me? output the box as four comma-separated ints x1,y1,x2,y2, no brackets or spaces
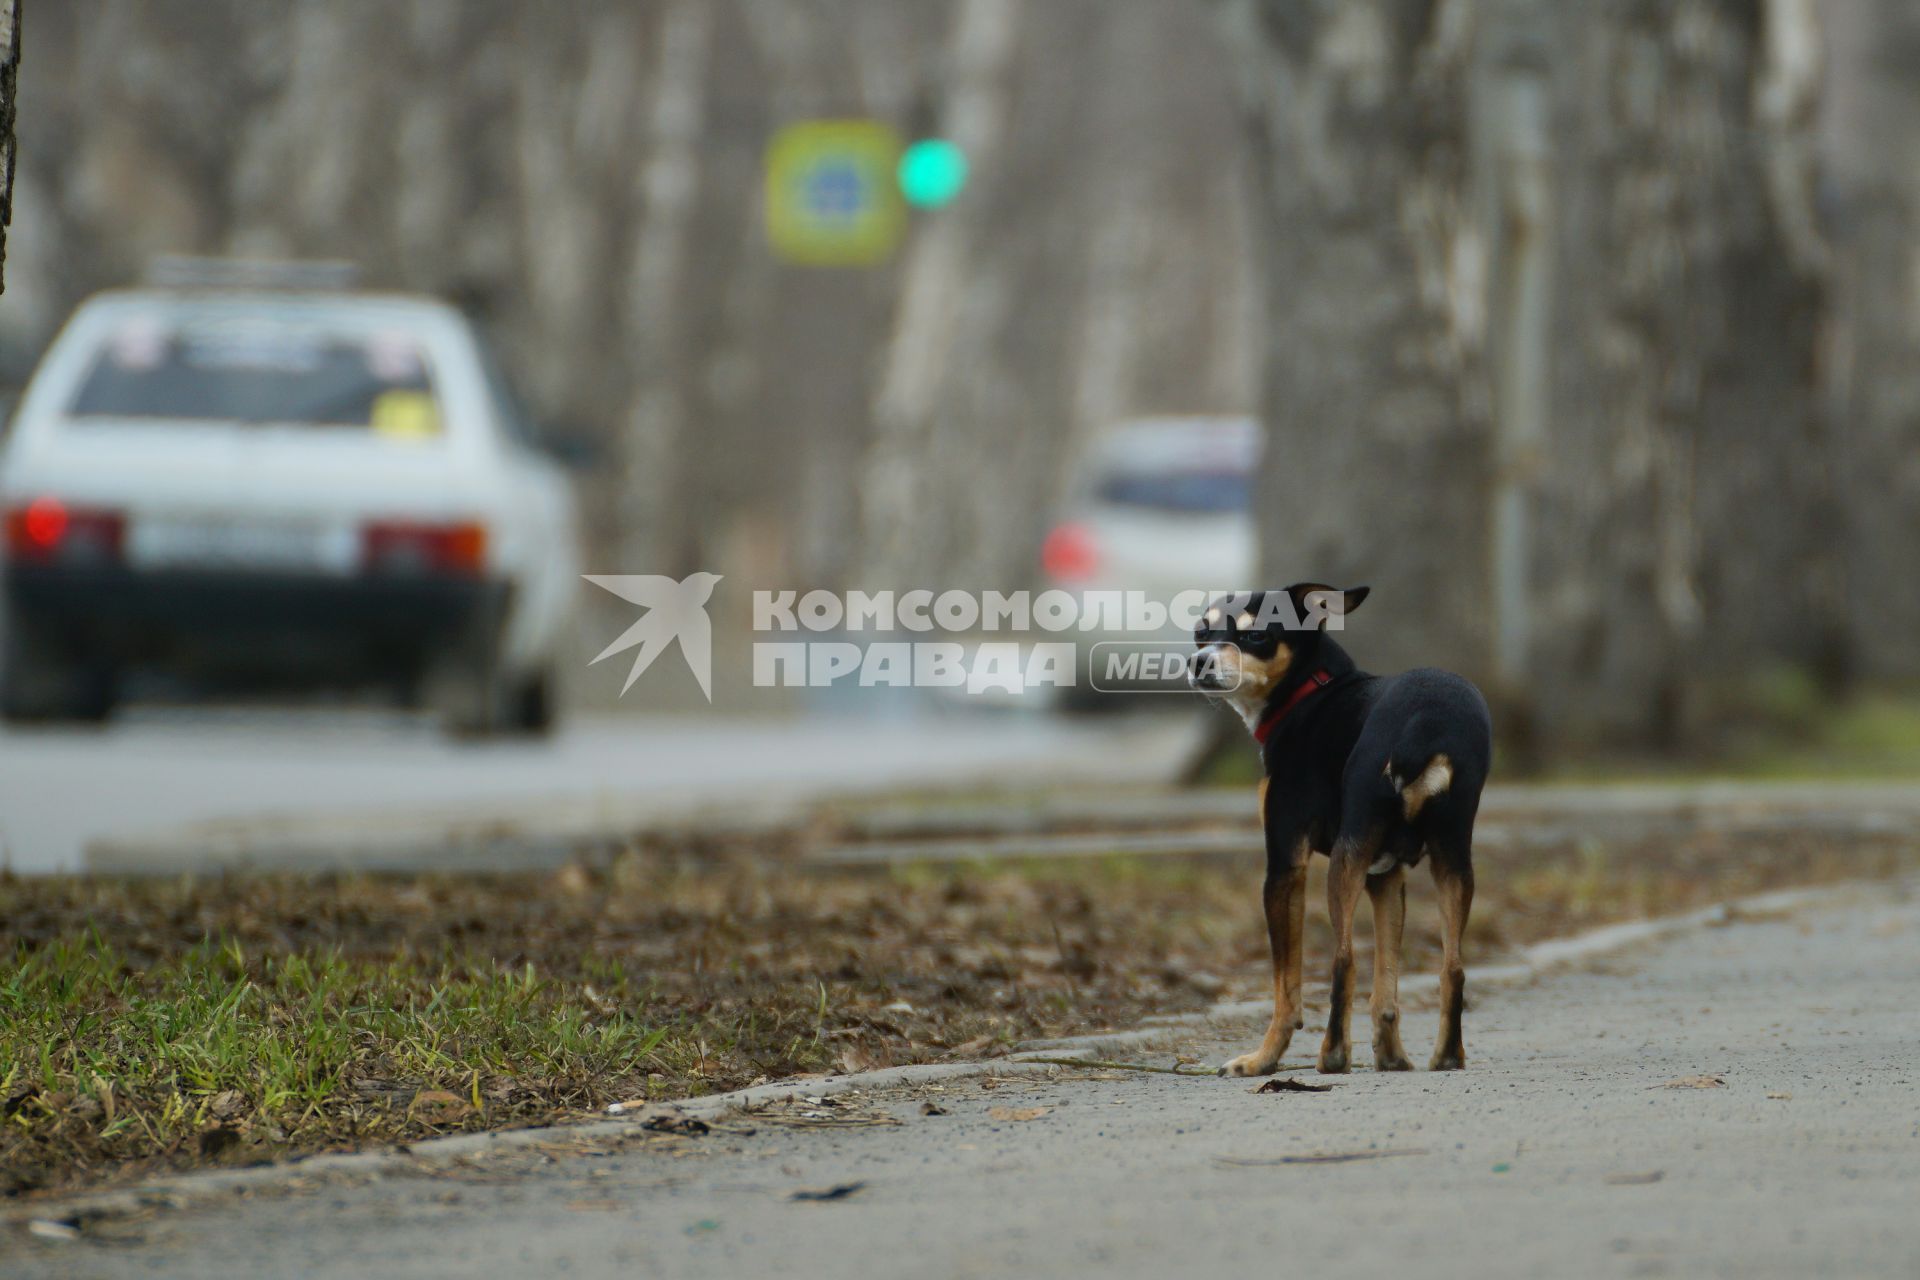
17,879,1920,1279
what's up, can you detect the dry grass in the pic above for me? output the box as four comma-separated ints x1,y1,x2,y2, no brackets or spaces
4,822,1915,1200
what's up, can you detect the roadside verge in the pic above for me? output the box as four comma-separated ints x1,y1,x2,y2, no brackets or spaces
7,876,1873,1242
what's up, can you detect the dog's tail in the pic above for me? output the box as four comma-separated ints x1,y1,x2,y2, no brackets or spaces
1368,754,1454,875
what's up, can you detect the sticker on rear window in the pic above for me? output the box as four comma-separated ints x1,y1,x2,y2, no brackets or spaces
370,390,441,439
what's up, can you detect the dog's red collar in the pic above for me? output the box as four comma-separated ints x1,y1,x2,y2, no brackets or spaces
1253,669,1333,746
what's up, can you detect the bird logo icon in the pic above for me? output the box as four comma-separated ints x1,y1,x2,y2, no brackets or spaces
583,572,723,700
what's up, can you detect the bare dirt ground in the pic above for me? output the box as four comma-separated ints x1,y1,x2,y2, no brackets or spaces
12,878,1920,1279
8,811,1916,1201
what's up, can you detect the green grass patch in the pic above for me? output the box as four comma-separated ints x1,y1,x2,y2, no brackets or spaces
1539,686,1920,784
0,859,1258,1198
5,820,1917,1200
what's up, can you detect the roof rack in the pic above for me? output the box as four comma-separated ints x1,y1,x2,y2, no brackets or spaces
143,256,362,291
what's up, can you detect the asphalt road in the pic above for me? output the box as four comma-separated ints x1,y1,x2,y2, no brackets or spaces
0,709,1198,874
24,880,1920,1279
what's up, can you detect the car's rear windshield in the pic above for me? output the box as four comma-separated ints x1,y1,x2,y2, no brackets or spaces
66,314,443,437
1095,470,1250,514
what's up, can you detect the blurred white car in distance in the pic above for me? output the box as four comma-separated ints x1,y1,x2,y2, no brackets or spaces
0,259,583,734
1040,416,1260,706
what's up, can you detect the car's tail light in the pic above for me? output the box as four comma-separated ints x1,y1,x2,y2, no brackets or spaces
4,497,125,565
361,520,489,577
1041,522,1101,583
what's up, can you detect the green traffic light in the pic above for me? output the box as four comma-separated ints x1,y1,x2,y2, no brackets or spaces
898,139,968,209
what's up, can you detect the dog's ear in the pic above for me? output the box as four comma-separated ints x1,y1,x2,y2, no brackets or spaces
1283,583,1371,630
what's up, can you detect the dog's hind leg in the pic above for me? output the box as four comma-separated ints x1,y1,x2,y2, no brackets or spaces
1367,866,1415,1071
1317,834,1375,1074
1429,848,1474,1070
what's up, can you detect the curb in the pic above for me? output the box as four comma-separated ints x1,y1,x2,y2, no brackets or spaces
7,876,1886,1239
83,777,1920,877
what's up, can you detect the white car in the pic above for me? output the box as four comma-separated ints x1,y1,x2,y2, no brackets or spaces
1040,416,1260,705
0,264,582,733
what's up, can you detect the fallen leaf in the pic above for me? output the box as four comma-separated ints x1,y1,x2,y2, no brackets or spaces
92,1075,116,1126
209,1089,247,1120
1766,1091,1792,1101
838,1045,886,1074
920,1101,948,1116
409,1089,472,1121
1183,971,1228,998
988,1105,1050,1122
951,1035,997,1058
199,1126,241,1157
566,1198,625,1212
1654,1074,1725,1090
1215,1148,1427,1167
1253,1078,1335,1094
753,1097,901,1129
790,1181,866,1202
1604,1170,1665,1185
552,863,594,895
28,1219,80,1242
635,1105,711,1135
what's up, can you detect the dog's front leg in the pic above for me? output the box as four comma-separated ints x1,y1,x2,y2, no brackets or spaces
1222,874,1305,1075
1219,849,1308,1077
1317,837,1372,1073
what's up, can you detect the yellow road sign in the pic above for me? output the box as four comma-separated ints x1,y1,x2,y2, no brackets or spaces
765,120,906,267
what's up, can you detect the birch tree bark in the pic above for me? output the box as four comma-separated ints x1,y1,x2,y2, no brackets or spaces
859,0,1020,587
617,0,715,576
0,0,18,292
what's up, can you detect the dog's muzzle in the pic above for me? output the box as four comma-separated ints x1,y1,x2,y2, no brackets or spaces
1188,644,1233,691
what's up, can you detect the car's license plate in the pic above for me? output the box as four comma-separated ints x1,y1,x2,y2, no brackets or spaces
127,516,345,573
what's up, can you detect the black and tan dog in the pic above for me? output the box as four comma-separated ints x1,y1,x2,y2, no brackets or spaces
1188,583,1492,1075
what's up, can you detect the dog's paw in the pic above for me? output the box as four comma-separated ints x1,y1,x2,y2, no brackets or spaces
1374,1049,1415,1072
1218,1051,1279,1078
1428,1051,1465,1072
1316,1044,1350,1075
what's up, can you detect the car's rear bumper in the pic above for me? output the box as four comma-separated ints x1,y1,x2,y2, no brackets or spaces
5,564,508,676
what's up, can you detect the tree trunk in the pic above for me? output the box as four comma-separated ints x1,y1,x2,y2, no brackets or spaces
1217,0,1487,675
1823,0,1920,680
859,0,1022,588
1218,0,1834,752
617,0,715,577
0,0,18,292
